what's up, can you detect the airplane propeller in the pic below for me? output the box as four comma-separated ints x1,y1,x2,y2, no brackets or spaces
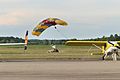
108,41,114,46
116,46,120,49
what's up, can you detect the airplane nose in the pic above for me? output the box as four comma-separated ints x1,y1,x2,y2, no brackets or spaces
114,49,117,52
112,49,118,53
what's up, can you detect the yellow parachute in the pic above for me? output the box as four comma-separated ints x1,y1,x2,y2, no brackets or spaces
32,18,68,36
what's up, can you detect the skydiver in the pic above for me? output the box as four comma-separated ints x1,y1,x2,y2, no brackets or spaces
48,44,59,53
51,44,59,52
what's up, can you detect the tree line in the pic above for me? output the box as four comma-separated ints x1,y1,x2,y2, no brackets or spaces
84,34,120,41
0,34,120,45
29,34,120,45
0,36,24,43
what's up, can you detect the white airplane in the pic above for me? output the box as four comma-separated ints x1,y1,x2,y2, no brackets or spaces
0,30,28,50
66,40,120,61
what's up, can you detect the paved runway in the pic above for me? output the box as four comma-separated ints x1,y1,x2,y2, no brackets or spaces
0,61,120,80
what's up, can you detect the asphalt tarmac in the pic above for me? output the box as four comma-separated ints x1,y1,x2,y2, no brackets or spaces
0,61,120,80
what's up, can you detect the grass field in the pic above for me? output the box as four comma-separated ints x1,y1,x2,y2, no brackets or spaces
0,45,104,60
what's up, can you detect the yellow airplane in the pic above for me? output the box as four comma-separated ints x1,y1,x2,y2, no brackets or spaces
0,30,28,50
66,40,120,61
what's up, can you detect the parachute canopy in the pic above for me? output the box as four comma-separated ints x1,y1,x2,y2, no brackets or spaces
32,18,68,36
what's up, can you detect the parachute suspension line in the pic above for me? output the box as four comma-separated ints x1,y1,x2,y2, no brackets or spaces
54,26,68,39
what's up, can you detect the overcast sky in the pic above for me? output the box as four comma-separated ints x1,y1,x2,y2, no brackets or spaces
0,0,120,39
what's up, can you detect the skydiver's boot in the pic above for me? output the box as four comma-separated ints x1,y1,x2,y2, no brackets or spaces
55,49,59,52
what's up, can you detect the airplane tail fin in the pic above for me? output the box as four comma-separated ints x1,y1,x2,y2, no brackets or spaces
24,30,28,50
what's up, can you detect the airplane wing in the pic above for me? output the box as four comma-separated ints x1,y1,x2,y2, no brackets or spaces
65,41,107,46
0,43,25,46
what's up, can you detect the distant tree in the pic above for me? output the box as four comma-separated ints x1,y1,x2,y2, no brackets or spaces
108,34,115,41
101,36,107,41
114,34,120,41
